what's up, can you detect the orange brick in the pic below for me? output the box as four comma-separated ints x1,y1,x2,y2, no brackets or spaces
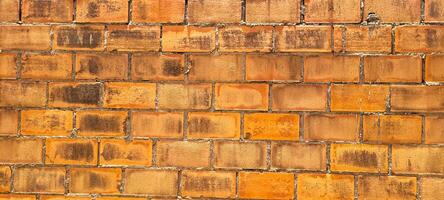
76,0,128,22
305,0,360,22
331,144,388,173
246,55,302,81
107,26,160,51
189,54,243,81
188,0,241,23
40,197,91,200
246,0,300,23
244,113,299,141
188,112,240,139
425,0,444,22
425,116,444,144
272,84,327,111
104,82,156,109
0,26,50,50
395,26,444,53
0,54,17,79
331,84,389,112
0,195,35,200
426,55,444,82
358,176,417,200
0,0,19,22
272,143,326,170
97,198,145,200
132,0,184,23
0,166,10,192
14,167,65,193
53,25,105,51
215,83,269,110
239,172,294,199
70,168,121,194
162,26,216,52
392,145,444,174
391,85,444,112
304,55,360,83
335,26,392,53
100,139,152,166
297,174,354,200
131,112,183,138
0,81,47,107
76,110,127,136
156,140,210,168
76,53,128,80
22,0,73,22
364,0,421,22
422,178,444,200
125,169,178,195
158,84,211,109
214,141,266,169
48,82,102,108
181,170,236,198
363,115,422,144
304,114,359,142
131,54,184,81
21,110,73,136
364,56,422,83
0,110,18,135
21,53,72,80
276,26,332,52
0,139,43,164
219,26,273,52
45,138,98,165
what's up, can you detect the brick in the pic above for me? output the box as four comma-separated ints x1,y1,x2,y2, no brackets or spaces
363,115,422,144
297,174,354,200
188,0,241,23
246,0,300,23
131,112,183,138
422,178,444,200
21,53,72,80
0,110,18,135
304,114,359,142
335,26,392,53
21,110,73,136
49,82,102,108
14,167,65,193
104,82,156,109
22,0,73,22
0,195,35,200
391,85,444,112
395,26,444,53
219,26,273,52
272,84,327,111
0,81,47,107
162,26,216,52
304,55,360,83
276,26,332,52
100,139,152,166
0,54,17,79
40,197,91,200
425,116,444,144
426,55,444,82
188,112,240,139
70,168,121,194
305,0,360,22
246,55,302,81
132,0,184,23
364,56,422,83
392,146,444,174
215,83,269,110
76,110,127,137
125,169,178,195
330,144,388,173
364,0,421,22
45,138,98,165
156,140,210,168
181,170,236,198
0,0,19,22
76,53,128,80
358,176,416,200
272,143,326,170
131,54,184,81
214,141,266,169
0,26,50,50
239,172,294,199
107,26,160,51
0,166,11,192
158,84,211,109
0,139,43,164
244,113,299,141
97,198,145,200
76,0,128,22
53,25,105,51
425,0,444,22
189,54,243,81
331,84,390,112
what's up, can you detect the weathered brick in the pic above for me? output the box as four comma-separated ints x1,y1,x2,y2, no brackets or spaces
425,116,444,144
162,26,216,52
0,166,11,192
358,176,417,200
45,138,98,165
0,110,18,135
104,82,156,108
131,112,183,138
132,0,184,23
392,145,444,174
331,84,390,112
14,167,65,193
125,169,178,195
364,56,422,83
422,178,444,200
0,139,43,164
305,0,361,22
49,82,102,108
215,83,268,110
363,115,422,144
70,168,121,194
97,198,145,200
99,139,152,166
219,26,273,52
107,26,160,51
0,195,35,200
0,0,19,22
244,113,299,141
0,81,47,107
76,53,128,80
395,26,444,52
21,110,73,136
272,84,327,111
53,25,105,51
0,54,17,79
425,0,444,22
330,144,388,173
391,85,444,112
158,84,211,109
22,0,73,22
188,112,240,139
40,197,91,200
76,110,127,136
304,55,360,83
156,140,210,168
239,172,294,199
246,55,302,81
276,26,332,52
181,170,236,198
426,55,444,82
188,0,241,23
189,54,243,81
76,0,128,22
304,114,359,142
335,26,392,53
21,53,72,80
214,141,266,169
298,174,354,200
131,54,184,81
0,26,50,50
246,0,300,23
272,143,326,170
364,0,421,22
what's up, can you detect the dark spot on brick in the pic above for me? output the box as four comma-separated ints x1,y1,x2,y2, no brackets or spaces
183,175,232,192
244,32,263,48
110,30,144,39
101,143,121,161
29,0,51,18
287,56,303,80
80,115,122,133
51,83,101,105
285,30,326,49
388,180,415,197
56,143,94,162
188,117,213,133
87,2,99,18
188,36,212,50
429,2,440,18
162,60,183,76
244,132,252,139
426,29,438,47
88,172,108,188
20,169,64,192
339,150,378,167
189,89,211,107
56,27,102,48
366,12,380,24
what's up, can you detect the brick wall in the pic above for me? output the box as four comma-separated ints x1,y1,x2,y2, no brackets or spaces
0,0,443,199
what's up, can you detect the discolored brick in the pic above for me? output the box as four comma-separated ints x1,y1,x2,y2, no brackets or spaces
246,0,300,23
298,174,354,200
107,26,160,51
131,112,183,138
188,0,241,23
104,82,156,109
425,116,444,144
131,54,184,81
392,145,444,174
358,176,417,200
162,26,216,52
219,26,273,52
21,110,73,136
0,0,19,22
422,178,444,200
0,54,17,79
14,167,65,193
304,114,359,142
246,55,302,81
22,0,73,22
53,25,105,51
45,138,98,165
188,112,240,139
214,141,266,169
304,55,360,83
132,0,184,23
100,139,152,166
305,0,361,22
76,110,127,136
215,83,269,110
40,196,91,200
364,56,422,83
239,172,294,199
49,82,102,108
0,81,47,107
272,84,327,111
335,25,392,53
0,110,18,135
21,53,73,80
425,0,444,22
276,26,332,52
272,143,326,170
0,139,43,164
426,55,444,82
330,144,388,173
0,167,10,192
158,84,212,109
244,113,299,141
364,0,421,22
331,84,390,112
395,26,444,53
76,53,128,80
125,169,178,195
181,171,236,198
391,85,444,112
0,26,51,50
189,54,244,81
76,0,128,22
70,168,121,194
363,115,422,144
156,140,210,168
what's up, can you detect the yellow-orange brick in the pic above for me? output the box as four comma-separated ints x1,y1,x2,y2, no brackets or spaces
0,167,10,192
99,139,152,166
391,85,444,112
215,83,269,110
335,26,392,53
364,0,421,22
425,0,444,22
49,82,102,108
156,141,210,168
104,82,156,109
422,178,444,200
271,143,326,170
392,146,444,174
219,26,273,52
0,54,17,79
0,195,35,200
297,174,354,200
330,144,388,173
363,115,422,144
22,0,73,22
304,114,359,142
331,84,389,112
305,0,361,23
244,113,299,141
239,172,294,199
0,110,18,135
21,110,73,136
132,0,184,23
189,54,244,81
131,54,184,81
425,116,444,144
0,81,47,107
426,55,444,82
188,112,240,139
214,141,267,169
70,168,121,194
76,53,128,80
276,26,332,52
364,56,422,83
0,26,51,50
304,55,360,83
162,26,216,52
107,26,160,51
181,170,236,198
131,112,183,138
246,0,300,23
21,53,72,80
158,84,212,109
76,0,128,22
246,55,303,81
272,84,327,111
14,167,65,193
45,138,98,165
358,176,417,200
76,110,127,137
188,0,241,23
0,139,43,164
395,26,444,52
124,169,178,195
0,0,19,22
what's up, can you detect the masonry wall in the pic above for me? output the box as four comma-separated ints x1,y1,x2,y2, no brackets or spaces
0,0,444,199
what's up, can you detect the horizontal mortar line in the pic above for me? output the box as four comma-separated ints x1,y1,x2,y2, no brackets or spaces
3,22,444,26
